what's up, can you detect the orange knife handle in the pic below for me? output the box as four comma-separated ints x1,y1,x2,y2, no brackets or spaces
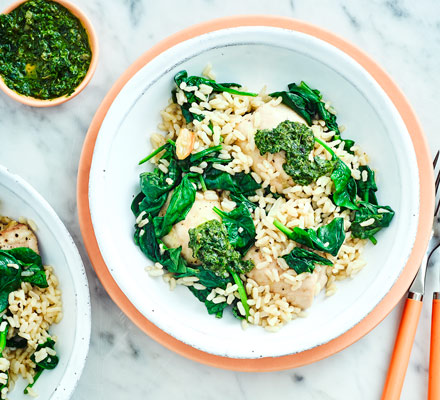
381,296,423,400
429,295,440,400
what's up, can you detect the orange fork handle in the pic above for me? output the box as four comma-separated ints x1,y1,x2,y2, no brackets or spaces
382,297,423,400
429,296,440,400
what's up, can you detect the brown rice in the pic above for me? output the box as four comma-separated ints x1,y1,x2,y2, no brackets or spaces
0,217,62,397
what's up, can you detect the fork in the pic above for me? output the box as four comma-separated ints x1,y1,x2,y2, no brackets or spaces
382,151,440,400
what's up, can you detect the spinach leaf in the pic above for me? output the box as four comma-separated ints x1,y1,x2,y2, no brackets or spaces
136,169,176,218
232,304,245,320
334,134,355,154
229,193,257,211
283,247,333,274
213,204,256,254
351,202,395,244
188,286,228,318
5,247,41,266
30,338,59,370
270,91,313,125
180,265,232,319
203,165,261,196
228,267,250,318
271,81,339,134
174,70,257,123
189,145,223,165
271,81,359,155
0,322,8,393
184,265,250,319
20,264,48,288
159,244,192,275
0,251,24,312
6,334,27,349
330,159,351,194
138,141,175,166
25,337,59,395
185,268,231,289
332,177,358,210
135,142,228,223
153,174,197,238
255,120,335,186
131,192,146,222
356,166,378,205
135,216,193,275
177,145,230,173
136,222,161,265
0,248,48,312
314,137,359,210
0,322,8,355
274,218,346,257
4,247,48,288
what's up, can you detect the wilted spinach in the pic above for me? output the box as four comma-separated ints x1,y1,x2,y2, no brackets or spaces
133,166,177,218
25,338,59,395
134,141,232,221
255,120,335,186
331,160,358,211
356,166,378,205
334,134,355,154
0,248,48,312
134,213,192,275
185,268,234,318
274,217,346,257
283,247,333,274
270,81,358,154
213,204,256,254
351,202,395,244
270,81,337,133
153,174,197,238
314,137,359,210
6,334,27,349
229,193,258,211
188,286,228,318
203,165,261,195
174,70,257,123
0,322,8,393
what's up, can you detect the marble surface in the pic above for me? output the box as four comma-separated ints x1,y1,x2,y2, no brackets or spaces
1,0,440,398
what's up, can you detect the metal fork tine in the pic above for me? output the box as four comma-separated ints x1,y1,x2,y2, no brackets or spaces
435,154,440,216
436,165,440,196
436,195,440,217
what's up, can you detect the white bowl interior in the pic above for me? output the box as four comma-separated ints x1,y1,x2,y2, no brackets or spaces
0,166,91,399
89,27,419,358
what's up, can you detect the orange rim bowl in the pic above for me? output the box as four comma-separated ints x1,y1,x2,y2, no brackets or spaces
0,0,99,107
77,15,434,371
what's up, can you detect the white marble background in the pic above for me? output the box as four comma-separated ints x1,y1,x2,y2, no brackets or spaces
1,0,440,398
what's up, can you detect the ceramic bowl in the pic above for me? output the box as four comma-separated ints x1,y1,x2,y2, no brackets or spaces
0,165,91,399
88,26,420,359
0,0,98,107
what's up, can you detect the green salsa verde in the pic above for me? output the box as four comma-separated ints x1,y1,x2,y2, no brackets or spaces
0,0,92,100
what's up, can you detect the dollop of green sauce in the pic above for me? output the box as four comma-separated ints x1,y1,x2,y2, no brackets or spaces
188,219,254,278
0,0,92,99
255,120,335,186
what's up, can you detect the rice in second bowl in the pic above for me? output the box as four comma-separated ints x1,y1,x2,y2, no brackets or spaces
0,216,62,398
132,65,394,332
